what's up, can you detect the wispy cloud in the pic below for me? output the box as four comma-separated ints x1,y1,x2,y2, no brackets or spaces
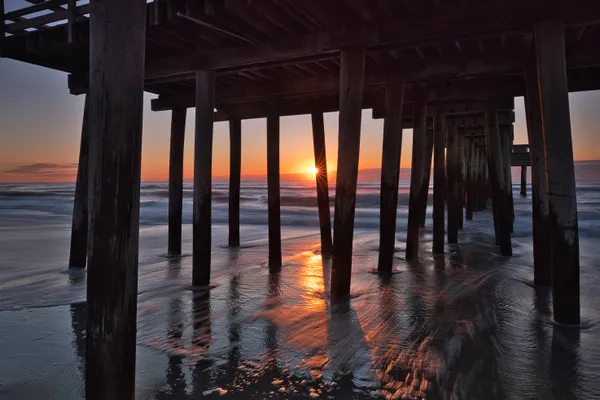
5,163,78,175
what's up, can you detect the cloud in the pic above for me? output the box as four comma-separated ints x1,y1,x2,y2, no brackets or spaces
4,163,78,175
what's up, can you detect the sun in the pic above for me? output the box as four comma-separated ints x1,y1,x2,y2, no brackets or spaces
311,166,320,176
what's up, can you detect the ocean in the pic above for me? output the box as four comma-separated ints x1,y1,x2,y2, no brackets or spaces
0,176,600,399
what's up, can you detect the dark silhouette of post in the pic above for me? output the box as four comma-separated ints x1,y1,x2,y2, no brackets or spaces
267,106,282,272
447,122,459,244
501,126,515,233
484,108,513,256
378,80,405,272
525,55,552,287
457,129,465,229
535,20,580,324
432,112,446,254
520,166,527,197
331,48,366,297
69,95,89,268
311,112,333,256
192,70,215,287
229,118,241,247
406,102,428,260
419,126,434,227
86,0,146,398
168,107,187,255
466,138,475,221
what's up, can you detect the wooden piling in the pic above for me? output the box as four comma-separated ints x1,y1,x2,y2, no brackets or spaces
229,118,241,247
484,108,513,256
69,95,89,268
168,107,187,255
378,80,405,272
478,144,489,211
457,128,465,230
311,112,333,256
406,102,428,261
465,138,475,221
419,125,434,228
86,0,146,397
535,20,580,324
192,70,215,287
525,54,552,287
520,166,527,197
331,48,366,297
501,126,515,233
432,112,446,254
267,106,282,272
447,122,459,244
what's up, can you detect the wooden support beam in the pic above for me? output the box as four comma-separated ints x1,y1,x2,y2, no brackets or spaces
457,127,465,229
525,53,552,287
465,138,475,220
229,118,241,247
168,107,186,255
447,122,459,244
86,0,147,398
500,126,515,233
520,166,527,197
480,146,489,210
311,112,333,256
69,95,89,268
267,105,282,272
145,1,600,77
4,0,68,20
406,102,428,260
419,126,434,227
331,48,366,297
484,108,513,256
67,0,76,43
192,70,215,287
378,79,406,272
432,111,446,254
535,20,580,324
0,0,5,57
5,3,90,33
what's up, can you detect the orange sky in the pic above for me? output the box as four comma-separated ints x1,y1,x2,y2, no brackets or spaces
1,60,600,183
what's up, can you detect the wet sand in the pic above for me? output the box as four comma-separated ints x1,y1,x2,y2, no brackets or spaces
1,194,600,399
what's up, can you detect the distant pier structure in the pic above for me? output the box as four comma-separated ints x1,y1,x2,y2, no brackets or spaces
2,0,597,397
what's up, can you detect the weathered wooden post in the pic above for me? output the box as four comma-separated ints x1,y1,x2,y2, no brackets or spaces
311,112,333,256
418,125,434,228
479,143,489,211
192,70,215,287
69,95,89,268
432,112,446,254
447,121,459,244
485,108,513,256
331,48,366,297
535,20,580,324
168,107,187,255
525,54,552,287
229,118,241,247
0,0,5,57
466,137,475,221
406,102,428,260
378,80,405,272
501,125,515,233
267,104,282,272
520,166,527,197
86,0,146,398
457,127,465,230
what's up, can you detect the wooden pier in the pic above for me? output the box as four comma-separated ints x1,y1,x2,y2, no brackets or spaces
2,0,598,396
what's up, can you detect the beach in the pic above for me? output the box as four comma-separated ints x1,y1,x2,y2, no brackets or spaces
1,179,600,399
